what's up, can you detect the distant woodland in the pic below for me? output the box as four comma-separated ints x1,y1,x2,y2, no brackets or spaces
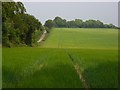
45,17,117,29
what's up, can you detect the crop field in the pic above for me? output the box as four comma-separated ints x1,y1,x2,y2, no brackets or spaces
2,28,118,88
41,28,118,49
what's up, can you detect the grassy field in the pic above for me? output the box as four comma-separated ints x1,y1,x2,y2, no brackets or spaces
40,28,118,49
2,28,118,88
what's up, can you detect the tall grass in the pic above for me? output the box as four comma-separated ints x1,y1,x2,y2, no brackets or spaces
3,28,118,88
3,48,83,88
68,48,118,88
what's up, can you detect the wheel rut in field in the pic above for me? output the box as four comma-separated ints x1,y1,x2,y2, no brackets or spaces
67,52,90,89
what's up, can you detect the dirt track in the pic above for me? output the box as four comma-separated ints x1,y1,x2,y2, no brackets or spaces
37,30,47,43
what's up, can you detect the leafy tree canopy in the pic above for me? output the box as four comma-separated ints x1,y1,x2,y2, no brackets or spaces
2,2,44,47
45,16,117,29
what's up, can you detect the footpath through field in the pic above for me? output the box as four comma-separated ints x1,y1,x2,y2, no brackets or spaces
37,30,47,43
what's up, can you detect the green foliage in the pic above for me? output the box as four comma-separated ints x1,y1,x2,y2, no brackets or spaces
45,16,117,28
2,2,43,47
44,27,49,32
53,16,67,28
44,19,54,29
32,30,43,46
44,20,54,33
74,19,83,28
83,20,104,28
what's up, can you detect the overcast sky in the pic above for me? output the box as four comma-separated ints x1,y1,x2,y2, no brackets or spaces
22,2,118,26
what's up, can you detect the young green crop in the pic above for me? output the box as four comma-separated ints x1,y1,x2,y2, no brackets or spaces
3,28,118,88
3,48,83,88
41,28,118,49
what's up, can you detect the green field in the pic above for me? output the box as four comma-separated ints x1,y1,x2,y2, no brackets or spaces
3,28,118,88
41,28,118,49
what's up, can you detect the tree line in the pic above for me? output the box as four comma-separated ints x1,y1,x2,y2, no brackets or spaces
2,2,44,47
44,16,117,29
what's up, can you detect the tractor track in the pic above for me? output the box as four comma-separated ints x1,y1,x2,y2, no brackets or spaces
67,52,91,89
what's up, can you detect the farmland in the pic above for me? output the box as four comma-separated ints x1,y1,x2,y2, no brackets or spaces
2,28,118,88
41,28,118,49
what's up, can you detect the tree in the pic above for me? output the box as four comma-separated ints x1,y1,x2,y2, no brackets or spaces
67,19,83,28
53,16,67,27
2,2,43,47
48,16,117,28
21,14,43,46
67,20,76,28
74,19,83,28
44,20,54,29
